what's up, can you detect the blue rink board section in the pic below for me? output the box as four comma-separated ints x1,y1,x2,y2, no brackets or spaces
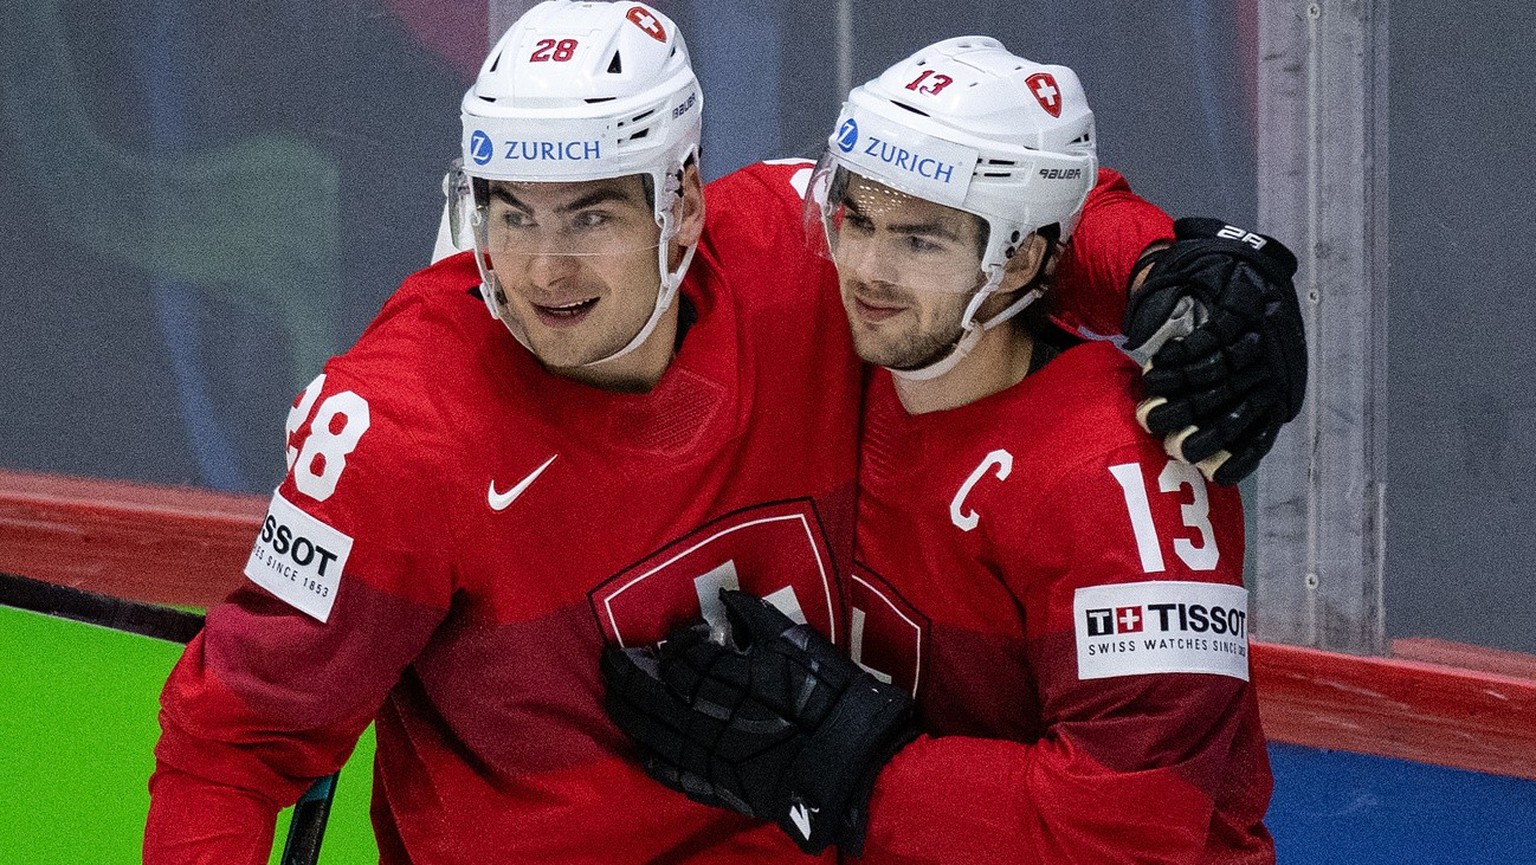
1268,742,1536,863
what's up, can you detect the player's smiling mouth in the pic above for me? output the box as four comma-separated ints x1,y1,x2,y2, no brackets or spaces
532,297,600,327
852,292,907,324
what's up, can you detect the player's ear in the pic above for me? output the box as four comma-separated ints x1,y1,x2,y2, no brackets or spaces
997,231,1053,294
673,162,705,249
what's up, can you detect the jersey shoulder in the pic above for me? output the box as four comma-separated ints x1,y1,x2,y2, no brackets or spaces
983,341,1213,518
347,252,485,360
329,252,494,400
1005,340,1152,473
1053,167,1175,339
282,253,497,522
695,160,839,321
990,343,1244,590
700,160,817,259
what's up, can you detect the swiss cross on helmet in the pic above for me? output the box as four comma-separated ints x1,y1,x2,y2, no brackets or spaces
625,5,667,41
807,37,1098,380
1026,72,1063,118
452,1,703,366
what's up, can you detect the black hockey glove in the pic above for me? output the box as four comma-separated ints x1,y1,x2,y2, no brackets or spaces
1122,217,1306,486
601,589,916,856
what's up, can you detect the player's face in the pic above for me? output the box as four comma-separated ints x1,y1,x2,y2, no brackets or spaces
482,175,666,370
830,175,989,370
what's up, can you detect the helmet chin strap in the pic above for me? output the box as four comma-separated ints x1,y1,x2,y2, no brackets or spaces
890,232,1058,382
580,241,695,367
888,270,1044,382
582,170,696,368
472,166,699,368
476,238,697,368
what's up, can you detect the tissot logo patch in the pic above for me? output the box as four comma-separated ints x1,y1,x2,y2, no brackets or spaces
1073,581,1249,681
244,490,352,622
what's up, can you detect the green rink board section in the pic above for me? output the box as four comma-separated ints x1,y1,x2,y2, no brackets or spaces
0,605,377,864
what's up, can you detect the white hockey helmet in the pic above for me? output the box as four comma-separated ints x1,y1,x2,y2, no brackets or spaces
452,1,703,366
809,37,1098,379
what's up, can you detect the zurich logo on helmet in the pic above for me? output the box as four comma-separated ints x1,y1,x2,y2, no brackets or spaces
836,119,859,153
469,130,495,166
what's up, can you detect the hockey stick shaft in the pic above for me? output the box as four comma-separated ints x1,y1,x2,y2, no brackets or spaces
0,572,339,865
0,570,205,642
280,772,339,865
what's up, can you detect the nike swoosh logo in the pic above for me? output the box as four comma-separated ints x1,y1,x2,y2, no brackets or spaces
788,802,815,840
487,454,558,512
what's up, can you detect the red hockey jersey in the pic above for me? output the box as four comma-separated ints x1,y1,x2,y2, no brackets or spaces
851,342,1273,864
146,162,857,865
1052,168,1175,340
145,162,1173,864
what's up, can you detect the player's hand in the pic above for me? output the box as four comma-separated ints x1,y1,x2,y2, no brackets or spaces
1121,217,1306,485
601,589,915,855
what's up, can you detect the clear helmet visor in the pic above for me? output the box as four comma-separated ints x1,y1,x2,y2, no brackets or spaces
450,167,666,261
446,160,680,365
804,153,1055,379
804,154,991,297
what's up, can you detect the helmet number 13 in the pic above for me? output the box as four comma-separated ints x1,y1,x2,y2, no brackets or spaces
905,70,954,96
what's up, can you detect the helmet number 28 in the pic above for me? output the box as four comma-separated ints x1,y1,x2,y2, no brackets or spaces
285,374,372,503
530,39,580,62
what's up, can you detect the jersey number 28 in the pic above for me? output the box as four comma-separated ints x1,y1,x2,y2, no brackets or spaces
285,374,371,502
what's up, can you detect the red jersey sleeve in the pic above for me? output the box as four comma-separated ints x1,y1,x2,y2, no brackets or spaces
702,160,819,261
1052,167,1175,339
145,299,460,864
861,443,1270,864
702,159,848,346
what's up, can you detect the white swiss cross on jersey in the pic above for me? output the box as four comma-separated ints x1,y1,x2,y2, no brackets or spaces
588,500,838,649
1027,72,1062,118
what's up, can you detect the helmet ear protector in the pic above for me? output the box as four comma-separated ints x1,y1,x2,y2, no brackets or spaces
454,1,703,366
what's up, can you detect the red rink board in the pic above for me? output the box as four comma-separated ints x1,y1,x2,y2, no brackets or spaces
3,468,1534,780
1253,639,1536,780
0,469,262,608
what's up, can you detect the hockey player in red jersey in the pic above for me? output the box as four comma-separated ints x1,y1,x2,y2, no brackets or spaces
147,0,1301,861
145,5,857,862
604,38,1288,863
